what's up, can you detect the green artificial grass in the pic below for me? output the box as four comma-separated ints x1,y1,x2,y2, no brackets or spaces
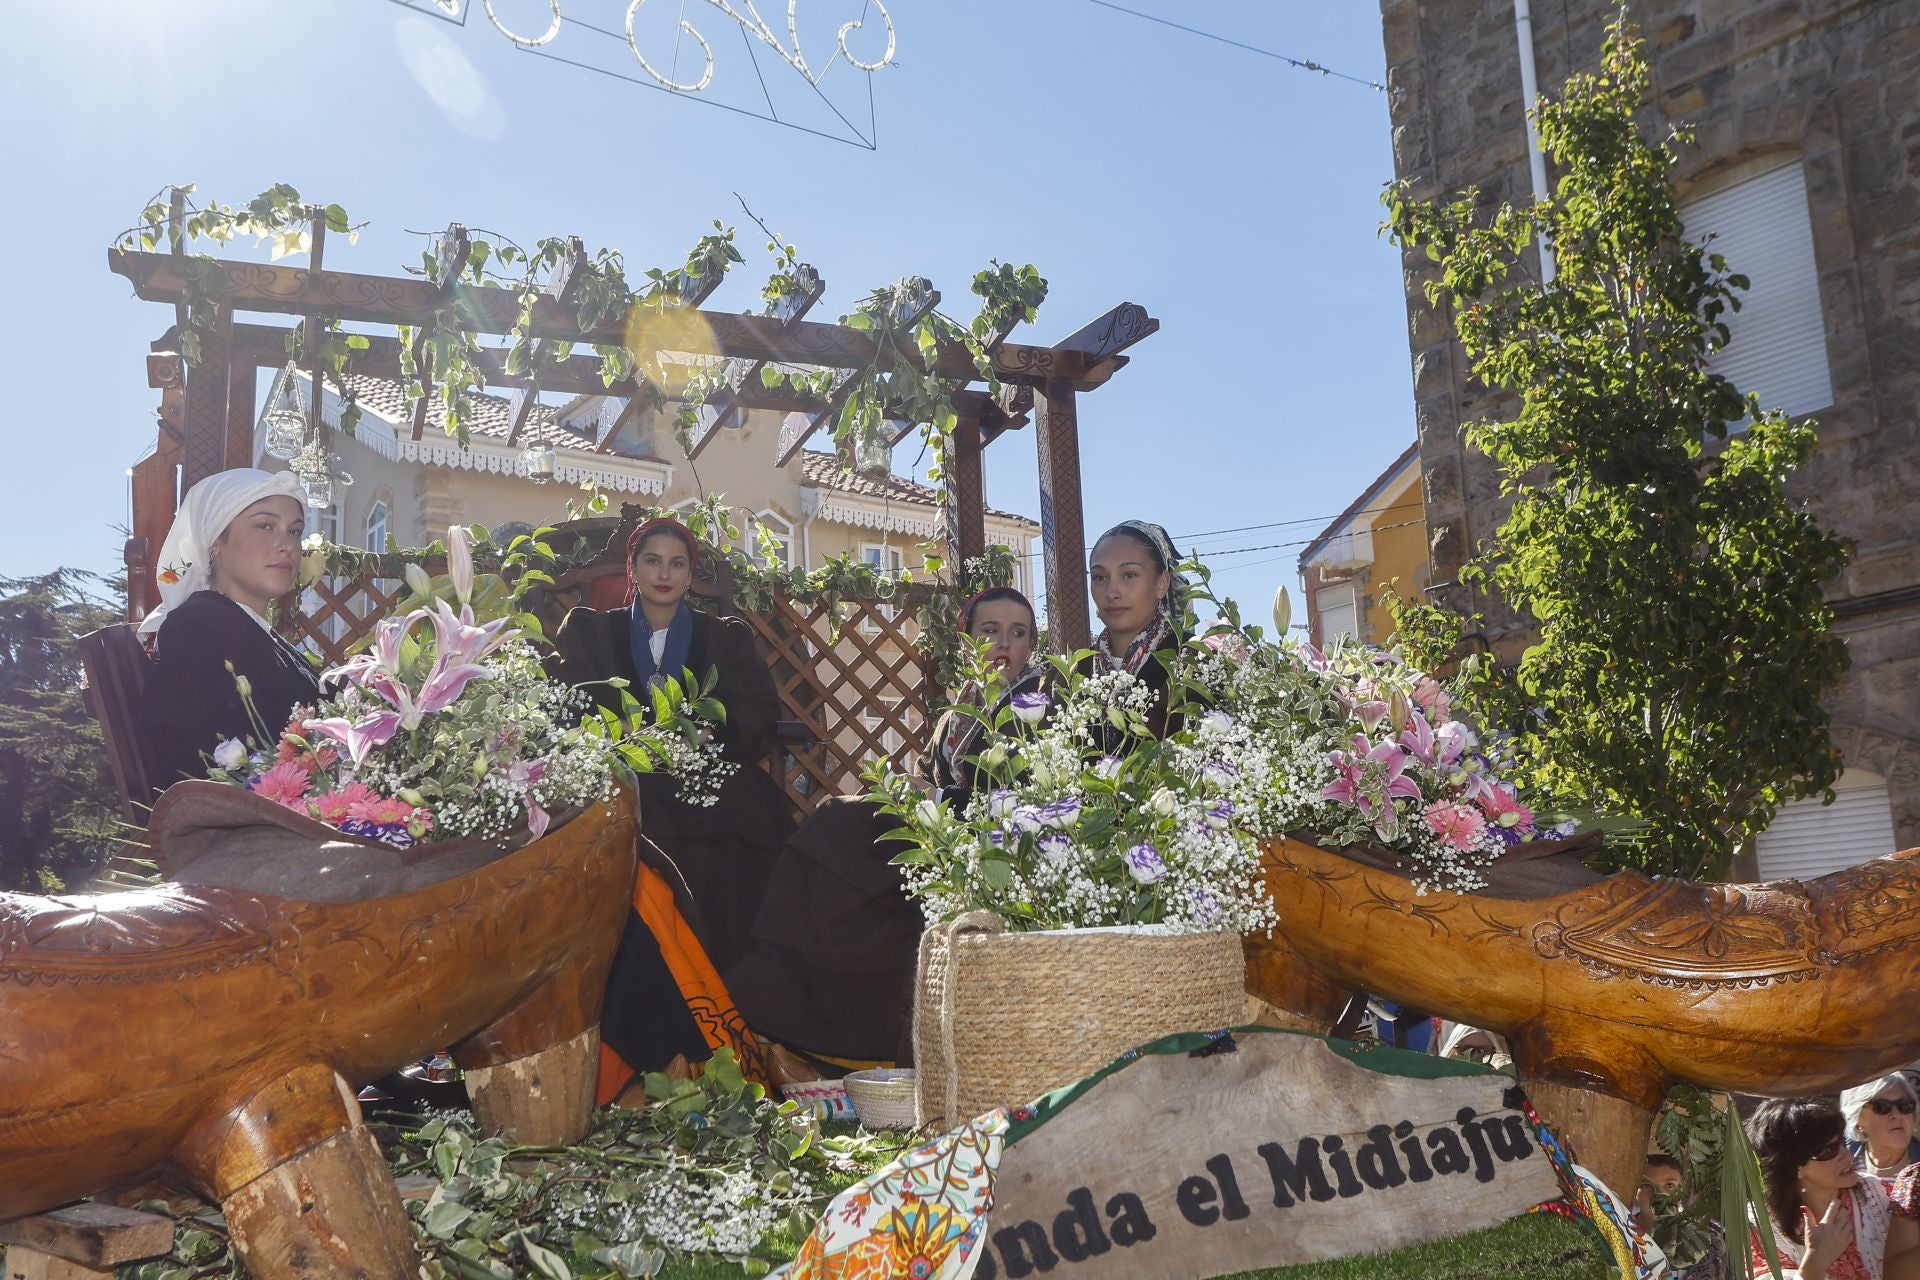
1213,1214,1612,1280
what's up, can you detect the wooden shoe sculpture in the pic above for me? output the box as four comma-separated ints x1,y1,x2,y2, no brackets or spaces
1246,837,1920,1191
0,780,637,1279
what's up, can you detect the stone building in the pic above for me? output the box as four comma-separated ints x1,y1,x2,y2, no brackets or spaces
1378,0,1919,869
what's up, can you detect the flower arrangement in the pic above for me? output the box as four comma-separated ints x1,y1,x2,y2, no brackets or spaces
213,525,728,846
874,578,1570,923
870,652,1281,934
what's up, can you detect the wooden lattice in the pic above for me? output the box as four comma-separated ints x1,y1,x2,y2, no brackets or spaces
279,568,940,817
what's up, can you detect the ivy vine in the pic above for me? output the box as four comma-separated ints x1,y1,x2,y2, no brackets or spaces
121,184,1046,488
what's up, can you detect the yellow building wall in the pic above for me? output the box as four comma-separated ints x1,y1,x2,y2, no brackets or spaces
1362,466,1429,644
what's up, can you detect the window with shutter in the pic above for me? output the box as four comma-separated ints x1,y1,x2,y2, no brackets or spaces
1680,159,1832,420
1753,768,1899,882
1316,583,1359,645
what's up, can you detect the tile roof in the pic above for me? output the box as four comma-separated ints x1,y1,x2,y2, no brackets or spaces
341,374,593,450
324,373,1036,529
797,451,1036,527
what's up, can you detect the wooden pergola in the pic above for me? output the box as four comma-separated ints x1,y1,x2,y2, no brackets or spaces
109,207,1157,650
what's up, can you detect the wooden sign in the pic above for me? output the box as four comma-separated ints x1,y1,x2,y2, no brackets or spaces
976,1030,1563,1280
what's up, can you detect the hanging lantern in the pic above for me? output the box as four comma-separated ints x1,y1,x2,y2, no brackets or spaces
855,425,896,477
263,363,306,460
522,445,557,483
299,469,334,510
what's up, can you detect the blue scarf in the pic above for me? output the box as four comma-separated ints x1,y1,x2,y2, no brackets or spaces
628,598,693,691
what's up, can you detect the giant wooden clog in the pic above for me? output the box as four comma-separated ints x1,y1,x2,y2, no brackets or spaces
1247,837,1920,1189
0,781,637,1276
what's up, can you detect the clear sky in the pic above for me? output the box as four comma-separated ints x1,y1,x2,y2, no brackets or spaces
0,1,1417,620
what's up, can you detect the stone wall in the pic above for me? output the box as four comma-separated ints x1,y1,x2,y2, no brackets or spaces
1379,0,1920,846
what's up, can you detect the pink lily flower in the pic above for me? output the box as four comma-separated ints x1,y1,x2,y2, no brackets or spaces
304,709,405,766
447,523,475,608
1322,732,1423,822
427,597,516,668
414,655,491,716
1399,709,1436,766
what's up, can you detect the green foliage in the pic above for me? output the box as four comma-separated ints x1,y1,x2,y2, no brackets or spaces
0,570,127,890
1217,1212,1608,1280
1651,1086,1781,1280
1381,13,1850,879
118,1052,887,1280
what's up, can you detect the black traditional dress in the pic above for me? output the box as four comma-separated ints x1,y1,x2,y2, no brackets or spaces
725,664,1046,1063
551,604,793,969
141,590,322,792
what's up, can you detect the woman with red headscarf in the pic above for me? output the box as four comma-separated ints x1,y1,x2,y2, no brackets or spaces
551,517,794,1100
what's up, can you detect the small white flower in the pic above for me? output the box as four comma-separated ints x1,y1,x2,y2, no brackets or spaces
212,738,248,770
1201,709,1236,735
914,798,946,827
1148,787,1179,817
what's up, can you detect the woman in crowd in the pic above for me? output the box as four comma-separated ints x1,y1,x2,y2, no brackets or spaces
1847,1074,1920,1181
1746,1097,1920,1280
139,468,318,791
551,517,793,972
727,586,1044,1071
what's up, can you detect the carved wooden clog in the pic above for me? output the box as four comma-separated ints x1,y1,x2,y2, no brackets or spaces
0,782,637,1277
1246,837,1920,1191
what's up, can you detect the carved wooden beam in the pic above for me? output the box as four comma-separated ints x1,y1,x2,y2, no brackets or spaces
684,264,825,459
109,249,1121,388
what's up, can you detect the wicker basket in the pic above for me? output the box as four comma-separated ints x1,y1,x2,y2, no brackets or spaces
913,911,1246,1130
843,1068,918,1130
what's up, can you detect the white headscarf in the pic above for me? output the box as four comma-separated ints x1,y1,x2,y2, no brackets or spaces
139,468,307,637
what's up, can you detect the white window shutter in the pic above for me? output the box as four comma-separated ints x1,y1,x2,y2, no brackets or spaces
1316,584,1359,645
1754,769,1899,882
1680,160,1833,419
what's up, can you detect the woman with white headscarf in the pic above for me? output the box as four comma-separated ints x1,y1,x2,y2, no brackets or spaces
139,468,318,793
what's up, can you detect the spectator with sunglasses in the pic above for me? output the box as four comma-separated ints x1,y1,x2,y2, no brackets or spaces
1747,1097,1920,1280
1845,1074,1920,1181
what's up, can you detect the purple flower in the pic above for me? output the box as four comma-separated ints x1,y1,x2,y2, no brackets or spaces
1040,796,1083,829
1202,758,1239,786
1010,691,1050,725
1011,805,1045,834
337,817,419,849
986,789,1017,820
1189,889,1224,927
1205,801,1235,830
1124,841,1166,885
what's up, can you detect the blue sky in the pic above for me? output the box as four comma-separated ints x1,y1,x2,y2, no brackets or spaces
0,1,1415,618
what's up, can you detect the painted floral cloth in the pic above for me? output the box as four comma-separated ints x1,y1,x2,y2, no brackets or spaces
1519,1093,1670,1280
777,1111,1006,1280
1747,1178,1892,1280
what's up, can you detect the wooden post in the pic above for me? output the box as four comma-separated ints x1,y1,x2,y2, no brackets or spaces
221,1126,418,1280
463,1026,600,1145
1519,1077,1657,1201
224,359,256,471
1035,377,1089,651
946,413,986,576
181,303,233,490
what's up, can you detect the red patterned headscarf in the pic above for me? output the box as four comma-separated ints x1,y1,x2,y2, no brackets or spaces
625,518,701,586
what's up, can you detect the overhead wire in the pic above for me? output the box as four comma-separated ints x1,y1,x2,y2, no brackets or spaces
1075,0,1386,91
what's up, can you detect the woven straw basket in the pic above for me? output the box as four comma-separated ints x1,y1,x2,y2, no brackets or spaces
913,910,1246,1129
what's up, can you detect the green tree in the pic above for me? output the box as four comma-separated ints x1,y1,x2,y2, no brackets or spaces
1381,13,1850,880
0,569,126,890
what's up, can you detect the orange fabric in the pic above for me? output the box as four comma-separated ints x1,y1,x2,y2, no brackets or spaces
594,861,770,1107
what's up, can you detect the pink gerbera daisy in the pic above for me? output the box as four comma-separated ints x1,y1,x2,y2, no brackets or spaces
1424,799,1487,852
249,761,313,809
311,781,379,825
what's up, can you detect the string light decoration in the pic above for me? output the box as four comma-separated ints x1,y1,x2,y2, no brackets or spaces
382,0,896,148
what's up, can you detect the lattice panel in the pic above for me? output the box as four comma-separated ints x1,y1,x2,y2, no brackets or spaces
280,567,940,818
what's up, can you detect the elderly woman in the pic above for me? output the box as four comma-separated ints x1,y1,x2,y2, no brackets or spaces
1847,1074,1920,1181
1746,1097,1920,1280
138,468,317,792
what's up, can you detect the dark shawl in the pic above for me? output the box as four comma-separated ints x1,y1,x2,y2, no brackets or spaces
550,604,793,970
140,590,323,793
